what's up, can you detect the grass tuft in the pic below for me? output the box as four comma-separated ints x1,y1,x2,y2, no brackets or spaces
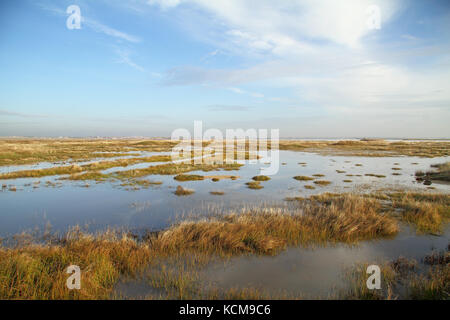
252,175,271,181
365,174,386,178
174,186,195,196
246,181,263,190
313,180,332,186
174,174,204,182
293,176,314,181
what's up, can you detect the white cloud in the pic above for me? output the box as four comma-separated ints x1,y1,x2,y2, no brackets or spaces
39,3,140,43
148,0,450,137
114,48,145,72
84,17,141,43
148,0,401,50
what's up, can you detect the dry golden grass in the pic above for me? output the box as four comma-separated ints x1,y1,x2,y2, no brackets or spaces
313,180,332,186
174,174,204,181
63,171,111,181
1,139,448,170
114,162,242,179
278,139,450,158
0,164,84,179
245,181,263,189
341,249,449,300
0,228,153,299
388,192,450,234
0,138,177,166
0,155,172,180
365,173,387,178
293,176,314,181
340,261,398,300
155,194,398,256
364,192,449,234
252,175,271,181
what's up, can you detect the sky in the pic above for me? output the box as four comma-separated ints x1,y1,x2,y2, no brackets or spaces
0,0,449,138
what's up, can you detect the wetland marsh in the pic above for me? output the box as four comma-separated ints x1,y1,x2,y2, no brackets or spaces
0,138,449,300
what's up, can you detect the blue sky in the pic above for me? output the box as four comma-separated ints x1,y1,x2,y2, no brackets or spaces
0,0,449,138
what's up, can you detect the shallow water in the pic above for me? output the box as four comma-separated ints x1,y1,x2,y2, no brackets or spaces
0,150,168,174
114,226,449,299
0,151,448,237
201,227,450,298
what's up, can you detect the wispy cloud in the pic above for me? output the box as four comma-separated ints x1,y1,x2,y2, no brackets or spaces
84,18,141,43
38,3,140,43
201,49,221,62
114,48,145,72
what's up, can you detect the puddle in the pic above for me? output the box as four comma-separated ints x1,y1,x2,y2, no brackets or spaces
200,227,449,298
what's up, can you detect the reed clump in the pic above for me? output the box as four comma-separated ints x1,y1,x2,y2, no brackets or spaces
174,186,195,196
313,180,332,186
341,247,449,300
415,162,450,184
0,164,84,180
293,176,314,181
252,175,271,181
155,194,399,256
245,181,263,189
0,229,153,299
64,171,111,181
389,192,450,234
114,162,242,179
174,174,204,181
365,173,386,178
